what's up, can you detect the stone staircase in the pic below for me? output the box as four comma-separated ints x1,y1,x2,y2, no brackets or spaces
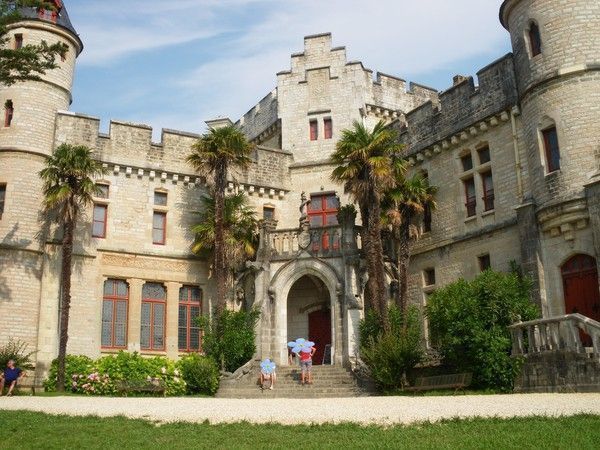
216,365,373,398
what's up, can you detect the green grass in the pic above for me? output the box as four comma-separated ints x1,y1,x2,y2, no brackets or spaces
1,411,599,449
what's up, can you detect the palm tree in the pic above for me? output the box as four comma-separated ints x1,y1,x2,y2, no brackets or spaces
39,143,105,391
191,192,258,293
331,120,403,329
187,125,253,317
384,173,437,316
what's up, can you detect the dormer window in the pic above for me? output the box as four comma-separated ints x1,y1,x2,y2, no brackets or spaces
38,0,62,23
528,21,542,57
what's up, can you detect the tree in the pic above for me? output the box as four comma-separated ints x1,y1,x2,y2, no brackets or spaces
39,143,105,392
191,191,258,297
187,125,253,317
331,120,403,329
1,1,68,86
384,173,437,316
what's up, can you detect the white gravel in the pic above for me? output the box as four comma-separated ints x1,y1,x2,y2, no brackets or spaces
1,394,599,426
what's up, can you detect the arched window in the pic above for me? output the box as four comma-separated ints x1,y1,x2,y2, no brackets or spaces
101,279,129,349
528,21,542,57
178,286,202,352
141,282,166,350
4,100,14,127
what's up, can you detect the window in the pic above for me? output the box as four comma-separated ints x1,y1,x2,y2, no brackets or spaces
0,184,5,219
424,268,436,287
179,286,202,352
308,193,339,227
478,254,491,272
477,146,491,164
154,191,167,206
38,1,62,23
14,34,23,49
4,100,14,127
481,170,495,212
324,118,333,139
542,126,560,173
263,206,275,220
529,22,542,57
95,183,109,199
309,120,318,141
461,154,473,171
101,279,128,349
141,283,166,351
92,204,107,238
464,177,476,217
422,171,432,233
153,212,166,244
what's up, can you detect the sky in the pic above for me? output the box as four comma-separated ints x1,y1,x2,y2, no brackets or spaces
66,0,512,140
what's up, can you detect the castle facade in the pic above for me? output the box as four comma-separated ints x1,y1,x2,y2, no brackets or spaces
1,0,599,375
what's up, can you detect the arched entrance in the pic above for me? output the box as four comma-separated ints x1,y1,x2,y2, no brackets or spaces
287,275,332,365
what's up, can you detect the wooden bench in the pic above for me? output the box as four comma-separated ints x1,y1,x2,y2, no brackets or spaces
404,373,472,394
115,379,166,397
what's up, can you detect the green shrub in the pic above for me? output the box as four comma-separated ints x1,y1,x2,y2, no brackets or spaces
199,308,260,372
427,269,539,391
44,355,94,392
359,305,424,391
177,353,219,395
0,339,36,372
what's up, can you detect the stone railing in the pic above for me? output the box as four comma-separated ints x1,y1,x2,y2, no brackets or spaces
509,314,600,360
269,225,361,258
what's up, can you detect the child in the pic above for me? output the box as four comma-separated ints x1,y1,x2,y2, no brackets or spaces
299,345,316,385
259,358,277,390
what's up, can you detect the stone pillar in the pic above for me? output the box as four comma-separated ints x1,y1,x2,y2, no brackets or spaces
515,202,548,316
585,175,600,283
127,278,144,353
166,282,182,360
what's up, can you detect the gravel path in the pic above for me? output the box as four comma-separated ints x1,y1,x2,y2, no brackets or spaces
1,394,599,426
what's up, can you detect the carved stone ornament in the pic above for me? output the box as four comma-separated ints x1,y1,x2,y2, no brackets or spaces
298,222,311,250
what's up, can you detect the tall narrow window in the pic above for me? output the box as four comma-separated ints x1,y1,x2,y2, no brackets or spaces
101,279,129,349
14,34,23,49
153,212,166,244
422,171,432,233
481,171,495,212
464,177,476,217
179,286,202,352
309,120,318,141
477,146,491,164
141,283,166,351
542,126,560,173
4,100,14,127
461,154,473,171
529,22,542,57
478,254,491,272
0,184,6,219
92,204,107,238
324,118,333,139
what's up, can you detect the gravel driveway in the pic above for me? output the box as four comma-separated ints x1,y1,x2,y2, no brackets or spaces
1,394,599,425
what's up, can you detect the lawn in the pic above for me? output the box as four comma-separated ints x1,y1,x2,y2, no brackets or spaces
1,411,599,449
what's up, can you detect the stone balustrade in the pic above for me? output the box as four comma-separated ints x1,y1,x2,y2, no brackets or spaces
268,225,362,259
509,314,600,360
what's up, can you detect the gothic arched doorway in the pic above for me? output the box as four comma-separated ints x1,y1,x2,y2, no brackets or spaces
562,254,600,344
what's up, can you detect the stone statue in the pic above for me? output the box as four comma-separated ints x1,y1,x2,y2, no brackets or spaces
299,191,311,225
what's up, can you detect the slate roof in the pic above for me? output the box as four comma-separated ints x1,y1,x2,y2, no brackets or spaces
18,2,83,52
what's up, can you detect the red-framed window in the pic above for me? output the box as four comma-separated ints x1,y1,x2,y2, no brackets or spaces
308,193,340,251
92,204,107,238
464,177,476,217
101,279,129,349
14,34,23,49
324,118,333,139
141,283,166,351
153,211,166,244
542,126,560,173
38,1,62,23
178,286,202,352
4,100,14,127
0,184,6,219
309,120,318,141
481,170,495,212
529,22,542,57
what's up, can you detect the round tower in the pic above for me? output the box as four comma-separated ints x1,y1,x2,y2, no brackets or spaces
501,0,600,318
0,3,82,351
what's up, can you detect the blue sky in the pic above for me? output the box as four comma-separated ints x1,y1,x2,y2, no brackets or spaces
66,0,511,139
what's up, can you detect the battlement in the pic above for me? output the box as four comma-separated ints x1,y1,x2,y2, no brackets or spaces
237,89,278,143
402,53,518,154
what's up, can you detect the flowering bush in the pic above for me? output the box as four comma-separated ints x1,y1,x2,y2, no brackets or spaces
43,355,94,392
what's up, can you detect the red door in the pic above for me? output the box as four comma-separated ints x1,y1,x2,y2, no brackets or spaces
562,254,600,345
308,309,331,365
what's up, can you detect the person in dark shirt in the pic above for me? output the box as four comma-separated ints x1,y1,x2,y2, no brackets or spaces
1,359,24,396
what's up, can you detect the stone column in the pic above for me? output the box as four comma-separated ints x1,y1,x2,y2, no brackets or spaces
127,278,144,353
585,174,600,283
166,282,182,360
515,202,548,316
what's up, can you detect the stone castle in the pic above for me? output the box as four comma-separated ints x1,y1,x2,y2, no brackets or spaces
1,0,599,376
